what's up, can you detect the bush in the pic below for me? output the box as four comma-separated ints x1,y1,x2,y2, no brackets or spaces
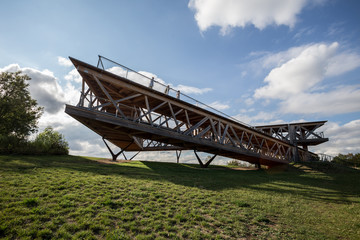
227,160,252,167
0,127,69,155
0,135,32,154
34,127,69,155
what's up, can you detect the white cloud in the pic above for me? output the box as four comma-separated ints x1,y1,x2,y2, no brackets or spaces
175,84,212,95
208,101,230,110
254,42,339,99
1,64,66,114
57,56,72,67
244,41,360,79
280,86,360,115
314,120,360,155
240,45,314,78
65,68,82,83
326,52,360,77
293,26,316,40
188,0,325,34
258,45,311,69
244,98,254,106
252,42,360,116
233,111,279,125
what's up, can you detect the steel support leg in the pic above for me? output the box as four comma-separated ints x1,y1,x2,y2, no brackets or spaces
129,151,140,160
102,137,133,161
194,150,217,168
176,150,182,163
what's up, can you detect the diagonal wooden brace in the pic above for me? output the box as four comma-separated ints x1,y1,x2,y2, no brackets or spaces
93,75,126,118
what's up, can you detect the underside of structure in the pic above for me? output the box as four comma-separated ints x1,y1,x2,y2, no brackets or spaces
65,56,328,167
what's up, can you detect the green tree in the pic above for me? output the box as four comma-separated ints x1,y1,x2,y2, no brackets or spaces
34,127,69,155
0,71,43,139
333,153,360,168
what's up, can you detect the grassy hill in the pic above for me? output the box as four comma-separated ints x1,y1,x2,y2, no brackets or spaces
0,155,359,239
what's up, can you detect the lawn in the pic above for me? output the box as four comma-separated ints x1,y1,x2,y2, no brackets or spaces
0,155,359,239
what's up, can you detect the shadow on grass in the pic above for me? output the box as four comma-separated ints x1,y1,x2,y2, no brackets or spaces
1,155,359,204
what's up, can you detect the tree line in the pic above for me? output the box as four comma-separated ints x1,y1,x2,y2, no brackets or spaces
0,71,69,155
332,153,360,168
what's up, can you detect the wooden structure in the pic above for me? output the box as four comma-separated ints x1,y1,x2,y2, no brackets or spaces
65,56,327,167
255,121,328,150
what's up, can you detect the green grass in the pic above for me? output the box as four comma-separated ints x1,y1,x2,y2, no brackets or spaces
0,155,359,239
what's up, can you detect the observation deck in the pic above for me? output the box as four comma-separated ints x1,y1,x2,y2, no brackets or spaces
255,121,329,150
65,56,325,167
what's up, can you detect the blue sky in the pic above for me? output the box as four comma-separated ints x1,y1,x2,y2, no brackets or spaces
1,0,360,162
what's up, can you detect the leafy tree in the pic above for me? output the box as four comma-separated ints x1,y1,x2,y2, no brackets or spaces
34,127,69,155
333,153,360,168
0,71,43,139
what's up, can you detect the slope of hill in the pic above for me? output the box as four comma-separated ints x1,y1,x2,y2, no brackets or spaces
0,155,359,239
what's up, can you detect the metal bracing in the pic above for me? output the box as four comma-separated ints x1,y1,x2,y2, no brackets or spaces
102,137,132,161
65,57,325,167
176,150,182,163
194,150,217,168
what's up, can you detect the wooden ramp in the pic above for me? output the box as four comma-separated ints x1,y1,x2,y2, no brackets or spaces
65,56,318,167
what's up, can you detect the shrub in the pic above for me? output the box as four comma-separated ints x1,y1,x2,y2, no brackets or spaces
0,127,69,155
227,160,252,167
34,127,69,155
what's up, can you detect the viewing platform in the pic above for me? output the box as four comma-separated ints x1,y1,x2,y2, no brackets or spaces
65,56,327,167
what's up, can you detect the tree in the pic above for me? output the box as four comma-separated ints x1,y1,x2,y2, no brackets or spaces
34,127,69,155
0,71,43,139
333,153,360,168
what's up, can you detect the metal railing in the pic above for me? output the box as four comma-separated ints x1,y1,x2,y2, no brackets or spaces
317,153,334,162
96,55,252,128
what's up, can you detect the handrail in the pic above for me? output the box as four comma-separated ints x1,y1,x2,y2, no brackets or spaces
97,55,252,128
316,153,334,161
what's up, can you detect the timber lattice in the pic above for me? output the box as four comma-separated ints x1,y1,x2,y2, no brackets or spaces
65,56,328,167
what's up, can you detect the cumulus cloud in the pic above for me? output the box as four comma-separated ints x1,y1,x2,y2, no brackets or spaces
65,68,82,83
175,84,212,95
188,0,325,34
326,52,360,77
233,111,280,126
244,98,254,106
254,42,339,99
208,101,230,110
57,56,73,67
314,120,360,155
252,42,360,115
280,86,360,115
0,64,66,114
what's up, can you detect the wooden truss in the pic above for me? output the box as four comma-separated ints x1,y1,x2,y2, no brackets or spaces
65,57,320,167
255,122,328,150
